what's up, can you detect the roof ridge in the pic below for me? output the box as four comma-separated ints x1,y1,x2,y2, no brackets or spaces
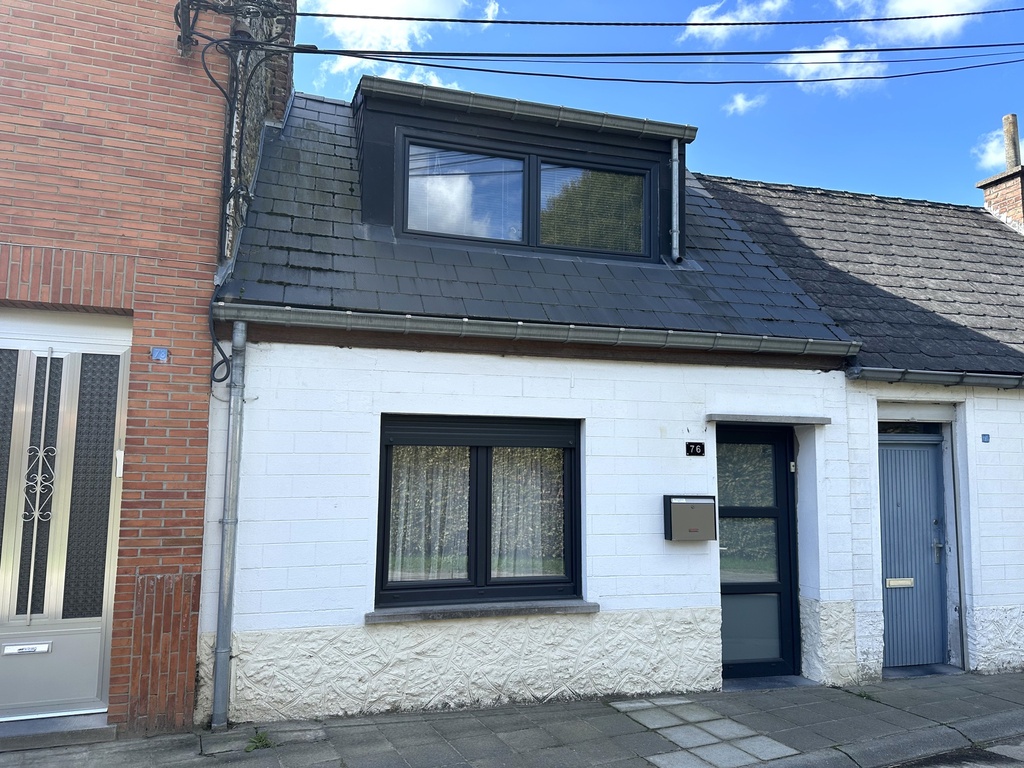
694,172,985,213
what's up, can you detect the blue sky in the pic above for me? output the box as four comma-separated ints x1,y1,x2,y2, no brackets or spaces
292,1,1024,206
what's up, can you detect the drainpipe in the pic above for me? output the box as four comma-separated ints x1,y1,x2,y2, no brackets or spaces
211,321,247,731
671,138,682,263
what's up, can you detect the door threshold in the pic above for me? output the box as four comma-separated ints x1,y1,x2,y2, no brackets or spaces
0,714,116,752
882,663,964,679
722,675,820,692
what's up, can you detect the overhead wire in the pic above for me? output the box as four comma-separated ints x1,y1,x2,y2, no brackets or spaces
254,37,1024,86
284,4,1024,86
345,51,1024,86
362,49,1020,67
294,6,1024,27
298,41,1024,59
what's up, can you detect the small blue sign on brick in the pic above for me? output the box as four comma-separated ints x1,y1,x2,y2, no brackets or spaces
151,347,169,363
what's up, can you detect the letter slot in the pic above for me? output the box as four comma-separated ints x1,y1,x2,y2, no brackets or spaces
664,495,717,541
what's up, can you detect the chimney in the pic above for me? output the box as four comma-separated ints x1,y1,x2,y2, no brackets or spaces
977,114,1024,233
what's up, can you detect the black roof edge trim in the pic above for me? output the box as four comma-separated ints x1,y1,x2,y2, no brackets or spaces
356,76,698,144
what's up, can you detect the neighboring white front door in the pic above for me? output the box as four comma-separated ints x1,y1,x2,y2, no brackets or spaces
0,314,129,721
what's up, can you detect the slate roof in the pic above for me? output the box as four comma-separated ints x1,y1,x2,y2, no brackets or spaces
221,94,849,345
696,175,1024,374
223,92,1024,376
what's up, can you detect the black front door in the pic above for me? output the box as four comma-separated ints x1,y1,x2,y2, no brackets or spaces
717,425,799,678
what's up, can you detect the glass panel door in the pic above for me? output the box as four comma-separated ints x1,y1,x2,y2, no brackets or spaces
717,426,799,678
0,348,126,721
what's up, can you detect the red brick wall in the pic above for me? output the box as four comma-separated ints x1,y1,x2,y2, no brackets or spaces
1,0,230,732
978,168,1024,232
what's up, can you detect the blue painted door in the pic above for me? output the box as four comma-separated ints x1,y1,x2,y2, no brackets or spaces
879,435,946,667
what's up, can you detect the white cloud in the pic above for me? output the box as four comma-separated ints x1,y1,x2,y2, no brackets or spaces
772,35,886,95
971,128,1020,172
678,0,790,46
723,93,768,115
378,63,460,90
879,0,993,42
833,0,995,43
482,1,500,22
833,0,877,12
301,0,473,93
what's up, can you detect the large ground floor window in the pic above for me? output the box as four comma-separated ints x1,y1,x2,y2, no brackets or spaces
377,416,581,606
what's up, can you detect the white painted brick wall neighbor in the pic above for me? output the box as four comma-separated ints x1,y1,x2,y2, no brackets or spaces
855,383,1024,673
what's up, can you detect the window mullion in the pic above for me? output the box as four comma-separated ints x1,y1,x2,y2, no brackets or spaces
469,446,492,589
526,155,539,248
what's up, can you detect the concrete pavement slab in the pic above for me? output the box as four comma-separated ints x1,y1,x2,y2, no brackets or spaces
201,728,255,754
769,726,840,752
764,748,860,768
610,700,657,712
688,741,759,767
955,711,1024,743
628,708,686,729
660,724,721,748
666,704,721,723
838,724,972,768
731,735,798,760
647,751,716,767
694,719,756,740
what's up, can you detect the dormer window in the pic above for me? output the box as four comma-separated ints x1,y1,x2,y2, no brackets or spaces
404,141,650,257
356,76,697,265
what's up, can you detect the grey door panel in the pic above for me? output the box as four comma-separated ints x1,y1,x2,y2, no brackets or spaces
880,437,946,667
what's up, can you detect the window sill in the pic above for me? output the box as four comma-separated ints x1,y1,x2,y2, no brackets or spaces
365,599,600,625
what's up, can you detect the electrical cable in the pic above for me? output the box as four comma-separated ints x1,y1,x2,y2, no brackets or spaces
192,33,293,385
294,6,1024,28
350,50,1017,67
345,51,1024,86
250,37,1024,86
284,41,1024,59
210,286,232,383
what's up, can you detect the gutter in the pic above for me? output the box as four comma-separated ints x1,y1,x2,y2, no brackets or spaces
357,76,698,144
848,365,1024,389
211,321,248,731
212,303,861,358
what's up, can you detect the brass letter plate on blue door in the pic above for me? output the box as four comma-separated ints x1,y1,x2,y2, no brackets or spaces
885,578,915,588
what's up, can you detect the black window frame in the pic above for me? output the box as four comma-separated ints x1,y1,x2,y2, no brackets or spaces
398,130,656,259
355,96,677,265
376,415,582,607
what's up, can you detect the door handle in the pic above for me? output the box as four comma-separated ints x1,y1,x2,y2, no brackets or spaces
933,539,944,564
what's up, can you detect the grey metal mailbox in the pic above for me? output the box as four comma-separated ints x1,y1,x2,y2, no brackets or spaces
664,495,717,541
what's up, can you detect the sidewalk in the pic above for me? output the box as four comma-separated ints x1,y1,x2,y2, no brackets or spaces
1,671,1023,768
